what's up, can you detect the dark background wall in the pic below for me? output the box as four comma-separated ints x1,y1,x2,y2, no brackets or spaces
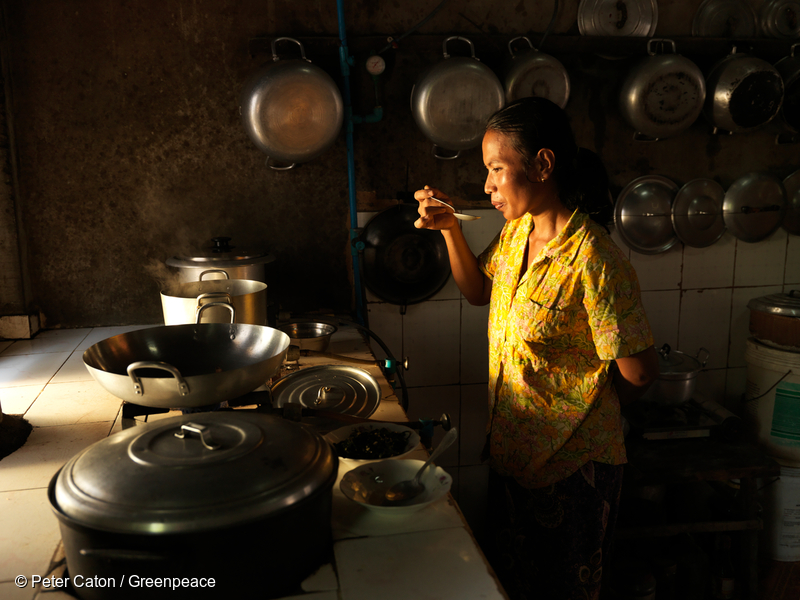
0,0,796,328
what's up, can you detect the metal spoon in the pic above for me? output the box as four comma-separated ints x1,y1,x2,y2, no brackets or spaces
430,197,481,221
384,427,458,504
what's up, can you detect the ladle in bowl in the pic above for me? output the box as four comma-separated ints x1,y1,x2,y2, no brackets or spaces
430,197,481,221
384,427,458,504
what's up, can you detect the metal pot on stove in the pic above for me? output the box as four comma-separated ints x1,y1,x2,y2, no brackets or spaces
48,411,338,599
644,343,710,406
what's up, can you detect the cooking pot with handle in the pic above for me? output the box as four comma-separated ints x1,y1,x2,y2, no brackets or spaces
703,45,784,134
644,343,710,405
240,37,343,169
619,39,706,141
410,36,504,159
503,36,570,108
49,411,337,599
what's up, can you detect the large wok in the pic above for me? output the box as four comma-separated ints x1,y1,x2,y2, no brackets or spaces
83,321,290,408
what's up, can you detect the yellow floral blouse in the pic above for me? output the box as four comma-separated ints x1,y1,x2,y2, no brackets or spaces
478,210,653,488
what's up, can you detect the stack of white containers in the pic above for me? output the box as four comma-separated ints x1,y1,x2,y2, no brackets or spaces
743,291,800,562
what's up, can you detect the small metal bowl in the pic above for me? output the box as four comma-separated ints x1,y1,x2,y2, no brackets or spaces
279,322,337,351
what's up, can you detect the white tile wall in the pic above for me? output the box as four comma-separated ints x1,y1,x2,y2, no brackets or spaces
734,229,788,286
682,233,736,289
786,234,800,284
678,288,732,370
460,300,490,385
630,243,683,291
640,290,680,350
403,300,461,387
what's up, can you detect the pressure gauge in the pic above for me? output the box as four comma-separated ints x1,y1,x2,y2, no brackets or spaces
365,55,386,76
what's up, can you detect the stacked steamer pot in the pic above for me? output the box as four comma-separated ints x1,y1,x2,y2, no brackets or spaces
166,237,279,326
743,291,800,467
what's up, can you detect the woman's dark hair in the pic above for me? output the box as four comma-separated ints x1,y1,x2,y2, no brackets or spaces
485,97,613,229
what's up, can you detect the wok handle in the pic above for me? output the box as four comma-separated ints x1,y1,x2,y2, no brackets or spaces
195,301,235,324
174,422,220,450
271,36,308,62
199,269,230,280
127,361,190,397
266,156,297,170
696,347,710,367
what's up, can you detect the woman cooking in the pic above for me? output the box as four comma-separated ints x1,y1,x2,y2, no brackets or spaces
414,97,658,600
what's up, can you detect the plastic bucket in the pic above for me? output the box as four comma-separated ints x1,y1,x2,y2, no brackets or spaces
744,338,800,467
759,465,800,561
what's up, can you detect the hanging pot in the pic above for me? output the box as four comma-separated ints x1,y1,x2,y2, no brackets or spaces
747,290,800,350
240,37,343,169
49,412,337,599
619,39,706,141
722,172,787,243
703,46,784,134
645,343,710,406
503,36,570,108
360,204,451,310
410,36,504,159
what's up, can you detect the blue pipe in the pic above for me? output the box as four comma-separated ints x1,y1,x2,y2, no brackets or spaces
336,0,365,325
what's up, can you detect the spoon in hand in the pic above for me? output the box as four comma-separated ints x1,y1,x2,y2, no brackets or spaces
430,197,481,221
384,427,458,504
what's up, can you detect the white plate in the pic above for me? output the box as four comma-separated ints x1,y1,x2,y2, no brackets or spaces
325,422,421,465
339,459,453,517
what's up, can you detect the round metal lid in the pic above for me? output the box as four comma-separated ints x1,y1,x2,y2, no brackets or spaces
783,169,800,235
656,343,708,379
671,178,726,248
747,291,800,317
51,412,337,534
722,172,787,243
271,365,381,418
614,175,679,254
578,0,658,37
167,237,275,268
760,0,800,38
692,0,758,37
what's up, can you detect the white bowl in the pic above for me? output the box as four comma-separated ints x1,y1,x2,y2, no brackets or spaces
325,422,420,464
339,459,453,516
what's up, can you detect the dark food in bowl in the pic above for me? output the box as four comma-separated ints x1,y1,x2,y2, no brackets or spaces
334,427,412,459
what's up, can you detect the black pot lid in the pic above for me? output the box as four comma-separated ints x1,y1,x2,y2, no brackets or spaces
747,290,800,317
51,412,337,534
783,169,800,235
614,175,679,254
270,365,381,418
722,172,787,243
671,178,726,248
361,204,451,306
167,237,275,267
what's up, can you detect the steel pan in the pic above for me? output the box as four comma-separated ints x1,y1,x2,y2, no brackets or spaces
83,324,290,408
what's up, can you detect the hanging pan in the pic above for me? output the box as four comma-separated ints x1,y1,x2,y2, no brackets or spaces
240,37,343,170
360,204,451,311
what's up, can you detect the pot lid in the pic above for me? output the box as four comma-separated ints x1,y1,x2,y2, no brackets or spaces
577,0,658,37
747,291,800,317
722,172,787,243
692,0,758,37
51,412,337,534
760,0,800,38
167,237,276,267
671,178,726,248
614,175,679,254
270,365,381,418
656,343,709,379
783,169,800,235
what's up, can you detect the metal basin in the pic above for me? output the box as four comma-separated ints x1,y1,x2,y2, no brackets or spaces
83,324,290,408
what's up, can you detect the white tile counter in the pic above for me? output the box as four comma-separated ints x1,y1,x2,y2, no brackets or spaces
0,324,506,600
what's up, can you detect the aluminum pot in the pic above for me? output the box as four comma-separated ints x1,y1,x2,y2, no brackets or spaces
775,43,800,135
645,343,710,405
503,36,570,108
703,46,784,134
161,270,267,326
410,36,504,159
280,321,337,351
619,39,706,141
240,37,343,169
48,412,337,599
82,322,290,408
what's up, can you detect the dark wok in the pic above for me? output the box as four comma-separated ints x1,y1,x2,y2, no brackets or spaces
83,324,290,408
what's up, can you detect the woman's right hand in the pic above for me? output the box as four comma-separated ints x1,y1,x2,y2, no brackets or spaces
414,185,458,231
